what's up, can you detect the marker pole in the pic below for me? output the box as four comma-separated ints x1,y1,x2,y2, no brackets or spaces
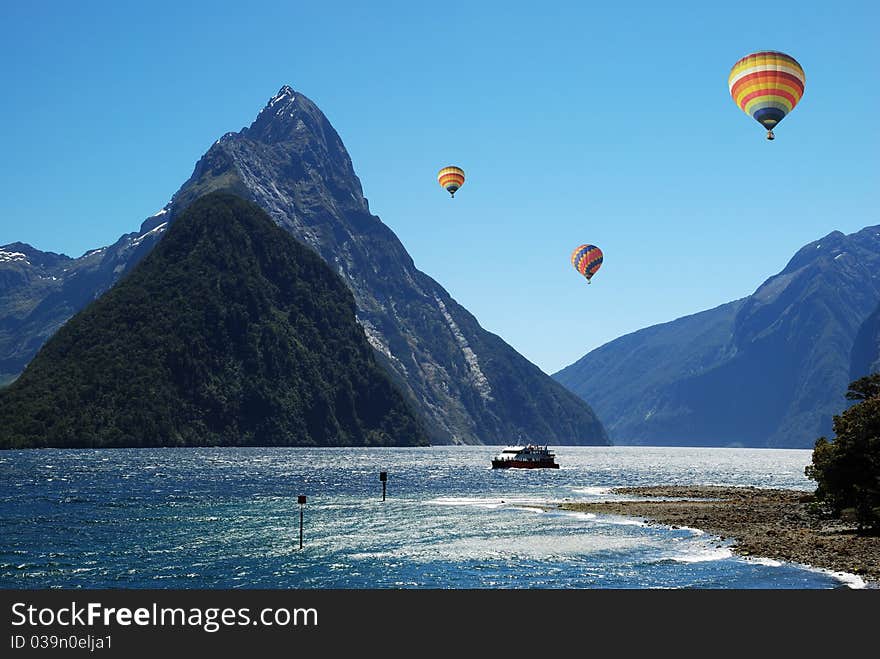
297,495,306,549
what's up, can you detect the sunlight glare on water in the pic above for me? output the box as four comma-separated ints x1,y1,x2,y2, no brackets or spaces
0,446,860,589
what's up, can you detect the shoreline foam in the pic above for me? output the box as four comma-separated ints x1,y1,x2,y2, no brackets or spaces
558,485,879,587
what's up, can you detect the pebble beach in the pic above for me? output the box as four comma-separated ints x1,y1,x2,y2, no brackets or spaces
558,485,880,586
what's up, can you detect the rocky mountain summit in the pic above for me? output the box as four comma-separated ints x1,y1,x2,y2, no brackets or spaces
0,86,608,445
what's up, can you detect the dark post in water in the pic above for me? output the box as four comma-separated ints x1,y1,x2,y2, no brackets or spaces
379,471,387,501
297,495,306,549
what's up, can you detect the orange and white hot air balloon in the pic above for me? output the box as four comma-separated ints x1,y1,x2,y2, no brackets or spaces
729,51,805,140
437,166,465,198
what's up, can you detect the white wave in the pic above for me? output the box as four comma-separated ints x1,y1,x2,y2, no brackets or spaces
348,551,396,561
352,534,651,563
428,496,507,509
809,567,866,589
677,526,705,536
427,496,549,509
670,547,734,563
745,556,783,568
744,557,866,589
590,514,647,527
571,486,613,496
509,506,546,515
558,511,597,521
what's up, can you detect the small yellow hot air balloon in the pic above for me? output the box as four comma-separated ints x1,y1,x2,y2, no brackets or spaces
438,166,465,198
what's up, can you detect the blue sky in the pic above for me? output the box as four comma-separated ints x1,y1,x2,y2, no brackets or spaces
1,1,877,373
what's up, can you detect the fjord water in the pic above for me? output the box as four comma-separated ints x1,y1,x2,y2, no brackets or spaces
0,447,862,589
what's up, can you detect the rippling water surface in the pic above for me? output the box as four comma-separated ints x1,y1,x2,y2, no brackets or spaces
0,446,861,589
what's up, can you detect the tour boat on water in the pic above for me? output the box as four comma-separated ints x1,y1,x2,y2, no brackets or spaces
491,444,559,469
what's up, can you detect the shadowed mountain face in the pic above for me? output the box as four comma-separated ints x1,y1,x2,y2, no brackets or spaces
0,231,165,386
555,225,880,448
0,193,428,449
0,86,608,445
851,301,880,379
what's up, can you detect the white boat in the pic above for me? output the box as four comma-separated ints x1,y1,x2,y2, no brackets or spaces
491,444,559,469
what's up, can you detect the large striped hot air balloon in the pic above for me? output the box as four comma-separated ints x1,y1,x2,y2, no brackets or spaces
571,244,603,284
729,51,805,140
438,166,465,198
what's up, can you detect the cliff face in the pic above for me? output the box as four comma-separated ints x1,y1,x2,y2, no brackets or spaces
556,225,880,447
851,301,880,379
0,86,608,445
0,193,428,448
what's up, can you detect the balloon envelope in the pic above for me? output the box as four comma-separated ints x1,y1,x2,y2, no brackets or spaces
729,51,805,136
571,244,603,282
438,166,465,197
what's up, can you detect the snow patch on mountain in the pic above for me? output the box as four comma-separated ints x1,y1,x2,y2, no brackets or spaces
264,86,295,113
130,222,168,248
0,250,28,264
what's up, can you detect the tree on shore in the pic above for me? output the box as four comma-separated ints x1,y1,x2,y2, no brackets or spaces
845,373,880,401
806,373,880,534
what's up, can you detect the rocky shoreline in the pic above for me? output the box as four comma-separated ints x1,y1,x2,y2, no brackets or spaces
558,485,880,586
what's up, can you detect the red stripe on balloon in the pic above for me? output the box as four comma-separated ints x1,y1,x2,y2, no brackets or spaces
731,71,804,99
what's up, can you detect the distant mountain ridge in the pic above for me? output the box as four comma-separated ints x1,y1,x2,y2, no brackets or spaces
0,227,166,385
0,85,608,445
555,224,880,447
0,193,428,448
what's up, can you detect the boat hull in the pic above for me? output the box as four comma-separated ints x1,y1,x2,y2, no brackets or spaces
491,459,559,469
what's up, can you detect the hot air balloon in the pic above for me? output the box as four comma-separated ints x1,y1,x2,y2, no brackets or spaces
571,244,603,284
438,166,465,198
729,51,805,140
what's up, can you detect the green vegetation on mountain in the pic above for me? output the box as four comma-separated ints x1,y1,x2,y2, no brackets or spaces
0,192,428,448
806,373,880,533
0,86,609,445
